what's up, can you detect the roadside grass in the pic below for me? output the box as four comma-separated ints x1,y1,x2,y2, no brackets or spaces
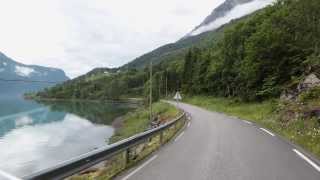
70,101,182,180
184,96,320,158
109,102,180,143
184,96,276,123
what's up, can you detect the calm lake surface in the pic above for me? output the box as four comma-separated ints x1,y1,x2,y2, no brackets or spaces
0,97,134,178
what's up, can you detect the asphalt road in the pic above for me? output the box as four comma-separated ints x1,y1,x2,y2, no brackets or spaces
116,102,320,180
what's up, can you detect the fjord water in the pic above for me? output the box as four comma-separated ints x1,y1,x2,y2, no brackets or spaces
0,97,133,178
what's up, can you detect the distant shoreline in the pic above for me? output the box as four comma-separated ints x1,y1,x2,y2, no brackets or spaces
24,95,144,105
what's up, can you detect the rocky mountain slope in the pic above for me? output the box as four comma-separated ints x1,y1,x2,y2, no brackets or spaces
0,52,69,96
186,0,275,37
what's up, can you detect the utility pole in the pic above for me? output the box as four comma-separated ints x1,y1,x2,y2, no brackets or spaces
149,61,153,121
126,65,129,93
159,75,162,99
165,73,168,98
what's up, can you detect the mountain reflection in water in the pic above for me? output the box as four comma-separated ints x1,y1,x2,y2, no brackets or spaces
0,98,135,178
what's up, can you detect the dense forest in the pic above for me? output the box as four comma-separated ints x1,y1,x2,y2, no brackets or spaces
36,0,320,102
182,0,320,100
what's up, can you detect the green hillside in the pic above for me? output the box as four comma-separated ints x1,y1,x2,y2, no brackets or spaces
122,28,225,69
35,0,319,102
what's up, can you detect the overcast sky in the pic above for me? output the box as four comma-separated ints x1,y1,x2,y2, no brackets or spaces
0,0,225,78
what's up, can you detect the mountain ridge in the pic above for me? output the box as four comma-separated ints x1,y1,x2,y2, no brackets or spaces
0,51,69,96
186,0,254,37
121,0,274,70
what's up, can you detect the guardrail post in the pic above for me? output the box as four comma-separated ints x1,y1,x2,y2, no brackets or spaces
174,121,178,132
125,148,130,167
159,131,163,145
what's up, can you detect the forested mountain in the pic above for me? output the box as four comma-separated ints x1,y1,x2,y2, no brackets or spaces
122,26,225,70
123,0,274,70
181,0,320,100
36,0,320,103
0,52,69,96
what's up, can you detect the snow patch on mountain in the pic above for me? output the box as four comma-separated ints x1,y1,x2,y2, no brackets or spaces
15,66,36,77
190,0,275,36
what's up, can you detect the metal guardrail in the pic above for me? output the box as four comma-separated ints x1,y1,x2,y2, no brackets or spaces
24,112,186,180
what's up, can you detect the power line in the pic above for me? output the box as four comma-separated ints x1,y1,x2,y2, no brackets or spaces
0,78,64,84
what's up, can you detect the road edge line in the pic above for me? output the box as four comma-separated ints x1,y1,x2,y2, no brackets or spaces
122,155,158,180
174,131,185,142
260,128,275,137
243,120,252,125
293,149,320,172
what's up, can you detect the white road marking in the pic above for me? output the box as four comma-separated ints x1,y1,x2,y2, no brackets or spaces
122,155,158,180
174,131,185,142
260,128,275,136
293,149,320,172
243,120,252,125
0,169,22,180
187,122,191,127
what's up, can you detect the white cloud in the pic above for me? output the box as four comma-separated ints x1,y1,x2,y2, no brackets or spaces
191,0,275,36
0,0,225,78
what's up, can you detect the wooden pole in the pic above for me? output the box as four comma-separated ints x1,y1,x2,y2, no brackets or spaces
159,75,162,99
165,73,168,98
149,61,153,121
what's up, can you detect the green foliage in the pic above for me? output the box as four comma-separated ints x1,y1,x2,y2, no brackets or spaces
298,87,320,102
36,69,147,100
184,96,276,122
304,54,320,76
181,0,320,101
110,102,179,143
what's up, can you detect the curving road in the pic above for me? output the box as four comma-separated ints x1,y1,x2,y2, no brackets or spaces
116,102,320,180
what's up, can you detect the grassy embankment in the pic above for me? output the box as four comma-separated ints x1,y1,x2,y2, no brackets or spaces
184,96,320,158
70,102,181,180
109,101,180,144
